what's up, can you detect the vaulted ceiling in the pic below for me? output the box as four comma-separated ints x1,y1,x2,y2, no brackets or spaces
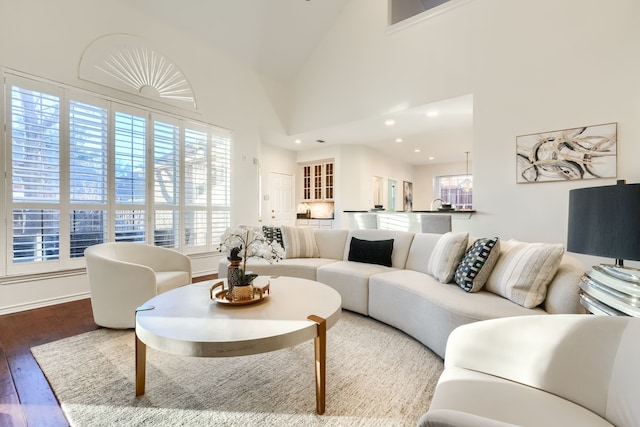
129,0,472,165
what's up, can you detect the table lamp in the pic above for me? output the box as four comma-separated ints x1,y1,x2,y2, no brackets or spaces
567,179,640,268
567,179,640,316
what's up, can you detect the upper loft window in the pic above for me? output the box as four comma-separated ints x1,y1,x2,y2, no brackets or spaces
388,0,471,28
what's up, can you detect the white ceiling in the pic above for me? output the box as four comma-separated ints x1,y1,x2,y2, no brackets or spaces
132,0,473,165
268,94,474,165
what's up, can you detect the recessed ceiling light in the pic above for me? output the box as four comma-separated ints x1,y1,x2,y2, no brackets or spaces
294,139,302,144
414,148,421,153
426,111,439,118
429,156,435,160
385,119,395,126
395,138,403,143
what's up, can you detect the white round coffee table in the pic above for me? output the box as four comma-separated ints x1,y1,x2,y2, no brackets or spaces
134,276,342,414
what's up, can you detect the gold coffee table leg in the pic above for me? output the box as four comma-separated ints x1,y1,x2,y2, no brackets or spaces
135,333,146,396
307,315,327,415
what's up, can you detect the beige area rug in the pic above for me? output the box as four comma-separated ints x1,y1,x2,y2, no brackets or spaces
32,311,443,427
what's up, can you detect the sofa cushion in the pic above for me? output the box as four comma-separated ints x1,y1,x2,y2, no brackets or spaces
405,233,443,274
485,240,565,308
317,260,396,315
348,237,394,267
281,226,319,258
368,269,545,359
427,232,469,283
314,229,349,260
218,256,337,281
155,271,190,294
454,237,500,292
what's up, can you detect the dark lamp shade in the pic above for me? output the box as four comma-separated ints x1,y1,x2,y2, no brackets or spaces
567,181,640,262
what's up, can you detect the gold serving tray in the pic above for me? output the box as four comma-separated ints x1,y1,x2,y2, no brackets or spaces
209,280,270,306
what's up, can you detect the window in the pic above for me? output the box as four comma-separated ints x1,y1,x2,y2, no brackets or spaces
4,74,231,274
435,175,473,210
69,99,108,257
10,84,61,264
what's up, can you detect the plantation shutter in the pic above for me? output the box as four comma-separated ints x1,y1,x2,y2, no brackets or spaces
69,99,108,257
153,118,180,248
114,110,147,242
210,130,231,246
10,84,61,263
184,126,208,250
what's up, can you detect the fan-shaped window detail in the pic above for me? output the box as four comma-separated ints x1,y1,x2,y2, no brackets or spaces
79,34,196,110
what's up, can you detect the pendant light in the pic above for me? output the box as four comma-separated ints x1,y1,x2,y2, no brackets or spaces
459,151,472,193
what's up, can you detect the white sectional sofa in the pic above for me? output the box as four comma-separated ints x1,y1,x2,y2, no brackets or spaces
419,314,640,427
219,227,586,359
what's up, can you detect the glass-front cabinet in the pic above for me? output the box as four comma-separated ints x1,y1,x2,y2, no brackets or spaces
301,160,334,202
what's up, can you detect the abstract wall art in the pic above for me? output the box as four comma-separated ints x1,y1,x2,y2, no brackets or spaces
516,123,617,183
403,181,413,211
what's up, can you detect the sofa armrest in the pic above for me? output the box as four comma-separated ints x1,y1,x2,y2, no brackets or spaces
444,315,632,419
418,409,520,427
85,253,158,328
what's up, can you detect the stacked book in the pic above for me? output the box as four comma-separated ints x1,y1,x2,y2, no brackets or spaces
579,265,640,316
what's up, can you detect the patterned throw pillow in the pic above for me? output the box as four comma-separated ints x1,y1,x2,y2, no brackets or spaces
281,226,319,259
262,226,284,249
427,232,469,283
484,240,565,308
454,237,500,292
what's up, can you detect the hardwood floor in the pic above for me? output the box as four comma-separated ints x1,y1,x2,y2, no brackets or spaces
0,275,216,427
0,298,97,427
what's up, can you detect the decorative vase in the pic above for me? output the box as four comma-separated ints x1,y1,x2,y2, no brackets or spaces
227,258,242,296
232,283,254,301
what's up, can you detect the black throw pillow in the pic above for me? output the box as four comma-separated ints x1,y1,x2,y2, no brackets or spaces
348,237,394,267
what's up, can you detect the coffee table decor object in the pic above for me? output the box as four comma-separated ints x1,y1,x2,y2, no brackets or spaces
220,227,284,294
209,279,270,305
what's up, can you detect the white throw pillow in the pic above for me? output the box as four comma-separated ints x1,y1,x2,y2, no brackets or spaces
485,240,565,308
281,226,319,259
427,232,469,283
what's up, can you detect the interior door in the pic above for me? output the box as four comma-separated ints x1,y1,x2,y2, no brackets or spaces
269,172,295,226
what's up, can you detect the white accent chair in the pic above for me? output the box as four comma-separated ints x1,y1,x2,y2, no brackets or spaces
420,314,640,427
85,242,192,329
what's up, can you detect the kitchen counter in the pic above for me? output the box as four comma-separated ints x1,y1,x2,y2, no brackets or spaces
343,210,475,214
342,210,474,232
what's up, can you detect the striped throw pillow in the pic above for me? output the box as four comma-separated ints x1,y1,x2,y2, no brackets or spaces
281,226,319,259
485,240,565,308
427,232,469,283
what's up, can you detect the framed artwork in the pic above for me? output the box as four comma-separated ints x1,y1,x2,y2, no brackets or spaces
403,181,413,211
516,122,617,183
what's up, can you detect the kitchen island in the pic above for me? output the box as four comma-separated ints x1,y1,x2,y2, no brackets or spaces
343,210,474,232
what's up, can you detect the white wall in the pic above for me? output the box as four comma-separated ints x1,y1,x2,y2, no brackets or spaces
289,0,640,265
